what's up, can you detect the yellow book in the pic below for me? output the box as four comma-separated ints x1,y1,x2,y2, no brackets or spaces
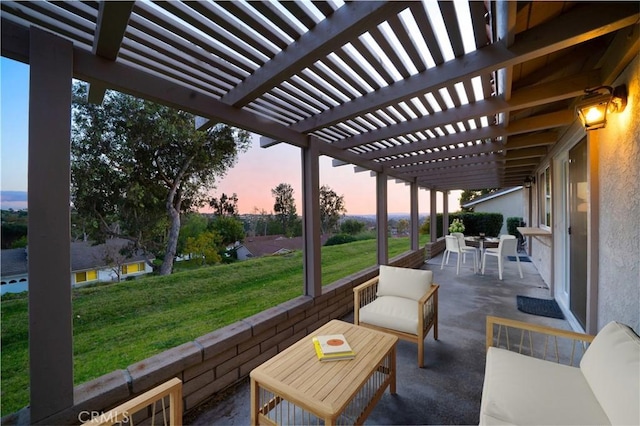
312,336,355,361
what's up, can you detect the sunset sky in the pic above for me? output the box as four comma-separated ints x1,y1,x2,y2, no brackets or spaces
1,57,461,215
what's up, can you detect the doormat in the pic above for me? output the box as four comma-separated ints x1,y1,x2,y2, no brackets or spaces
508,256,531,262
516,295,565,319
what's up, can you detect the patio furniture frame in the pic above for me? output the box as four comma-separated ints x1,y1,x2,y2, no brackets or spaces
486,316,595,366
354,275,439,368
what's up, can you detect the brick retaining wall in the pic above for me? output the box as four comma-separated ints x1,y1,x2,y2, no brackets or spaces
425,237,446,260
4,248,425,425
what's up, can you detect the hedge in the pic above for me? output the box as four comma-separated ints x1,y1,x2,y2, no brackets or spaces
420,212,503,237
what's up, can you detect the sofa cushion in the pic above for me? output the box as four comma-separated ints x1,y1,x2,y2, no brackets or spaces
480,347,610,425
376,265,432,301
580,321,640,426
359,295,419,335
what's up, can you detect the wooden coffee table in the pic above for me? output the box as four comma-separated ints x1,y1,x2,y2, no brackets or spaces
250,319,398,426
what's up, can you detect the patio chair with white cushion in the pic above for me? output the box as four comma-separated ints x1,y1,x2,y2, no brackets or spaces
353,265,439,368
481,235,523,280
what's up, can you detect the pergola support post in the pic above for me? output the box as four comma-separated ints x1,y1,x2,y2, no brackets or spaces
28,27,74,422
302,140,322,297
430,190,438,242
410,181,419,250
376,173,388,265
443,191,450,234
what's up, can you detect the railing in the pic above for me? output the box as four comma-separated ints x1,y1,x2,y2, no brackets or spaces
486,316,595,366
82,377,182,426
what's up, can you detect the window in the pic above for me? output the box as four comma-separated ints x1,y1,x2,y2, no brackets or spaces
122,262,144,275
76,270,97,283
539,167,552,228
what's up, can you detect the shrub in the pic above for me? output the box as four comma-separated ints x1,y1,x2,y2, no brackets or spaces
354,231,376,241
419,219,430,235
448,218,465,233
340,219,366,235
324,234,357,246
507,217,524,239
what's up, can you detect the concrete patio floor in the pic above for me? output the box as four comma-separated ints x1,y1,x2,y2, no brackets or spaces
185,251,572,425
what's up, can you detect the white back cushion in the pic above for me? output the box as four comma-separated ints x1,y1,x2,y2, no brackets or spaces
377,265,432,301
580,321,640,425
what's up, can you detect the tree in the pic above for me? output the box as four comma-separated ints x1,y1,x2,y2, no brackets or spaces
340,218,365,235
319,185,346,234
71,83,251,275
95,240,130,283
271,183,297,237
209,193,239,217
459,189,498,212
396,218,409,235
183,231,222,266
177,213,208,257
209,216,245,247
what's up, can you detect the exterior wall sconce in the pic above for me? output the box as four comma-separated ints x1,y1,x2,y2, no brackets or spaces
523,175,535,188
576,85,628,130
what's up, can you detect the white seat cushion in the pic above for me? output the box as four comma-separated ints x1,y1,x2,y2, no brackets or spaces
480,347,610,425
580,321,640,426
358,295,418,335
376,265,432,301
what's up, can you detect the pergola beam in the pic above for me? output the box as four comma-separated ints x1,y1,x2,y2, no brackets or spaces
291,3,638,133
87,1,134,104
333,70,597,150
222,1,407,108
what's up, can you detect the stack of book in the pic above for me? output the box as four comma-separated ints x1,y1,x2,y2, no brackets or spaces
312,334,355,361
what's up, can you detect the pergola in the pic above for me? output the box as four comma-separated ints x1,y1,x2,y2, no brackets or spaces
1,1,638,422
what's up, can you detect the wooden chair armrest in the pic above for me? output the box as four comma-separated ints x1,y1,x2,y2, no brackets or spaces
486,315,595,366
418,283,439,305
353,276,379,325
353,276,379,294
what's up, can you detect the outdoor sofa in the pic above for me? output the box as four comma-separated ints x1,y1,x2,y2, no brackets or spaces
481,316,639,425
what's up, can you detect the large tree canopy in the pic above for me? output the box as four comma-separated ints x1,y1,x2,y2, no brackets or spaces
71,83,251,275
271,183,297,237
319,185,346,235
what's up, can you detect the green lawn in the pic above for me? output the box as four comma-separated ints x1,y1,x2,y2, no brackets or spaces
0,235,428,416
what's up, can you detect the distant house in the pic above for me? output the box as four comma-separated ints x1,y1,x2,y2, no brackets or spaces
233,235,331,261
1,239,154,295
462,187,524,235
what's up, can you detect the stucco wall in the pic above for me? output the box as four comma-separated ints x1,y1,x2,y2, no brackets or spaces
596,55,640,333
472,189,525,235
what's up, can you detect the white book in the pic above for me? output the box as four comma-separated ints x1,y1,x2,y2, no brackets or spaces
314,334,354,355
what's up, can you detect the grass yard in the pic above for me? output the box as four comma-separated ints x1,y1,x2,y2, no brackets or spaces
0,235,428,416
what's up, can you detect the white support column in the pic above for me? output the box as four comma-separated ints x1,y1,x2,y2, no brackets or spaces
410,182,419,250
28,28,74,421
430,190,438,242
301,140,322,297
376,173,388,265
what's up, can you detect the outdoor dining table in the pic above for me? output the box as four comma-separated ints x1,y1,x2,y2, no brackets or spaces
464,236,500,252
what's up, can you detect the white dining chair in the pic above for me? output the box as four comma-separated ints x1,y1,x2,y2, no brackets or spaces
481,235,523,280
441,234,476,274
451,232,477,273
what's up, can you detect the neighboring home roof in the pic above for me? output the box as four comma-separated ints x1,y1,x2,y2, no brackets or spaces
70,239,152,271
1,248,28,276
0,239,153,278
240,235,331,258
461,187,523,209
